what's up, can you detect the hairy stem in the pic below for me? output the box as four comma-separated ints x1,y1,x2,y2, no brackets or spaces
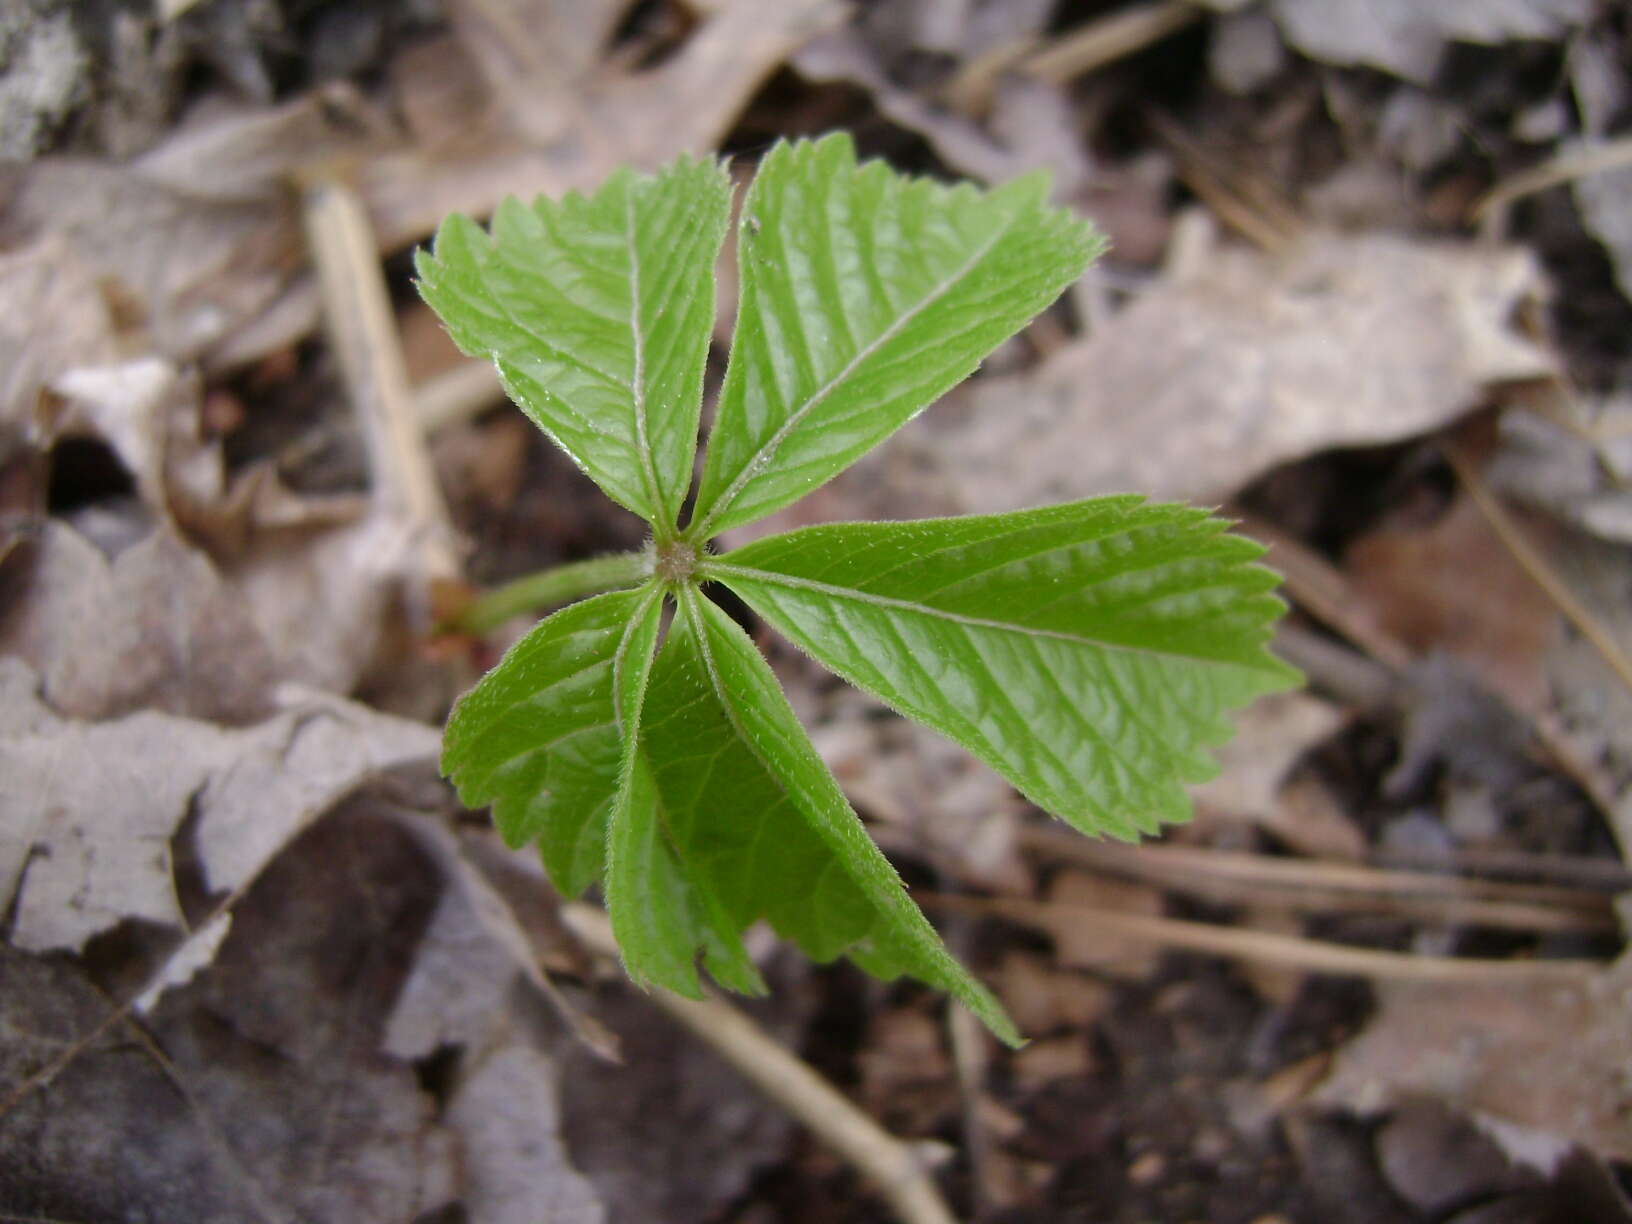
453,551,649,634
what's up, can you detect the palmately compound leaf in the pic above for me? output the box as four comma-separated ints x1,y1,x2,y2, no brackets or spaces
423,135,1300,1046
627,589,1017,1042
416,156,729,530
688,132,1105,539
441,587,660,898
710,498,1302,840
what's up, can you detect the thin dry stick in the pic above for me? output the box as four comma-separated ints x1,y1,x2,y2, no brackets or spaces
1445,440,1632,701
1272,623,1400,710
1020,826,1611,913
1023,0,1204,85
1372,843,1632,891
1146,111,1300,252
1036,853,1612,934
0,1002,127,1124
946,994,998,1221
1471,135,1632,226
942,37,1039,116
302,175,461,596
560,903,959,1224
923,894,1605,985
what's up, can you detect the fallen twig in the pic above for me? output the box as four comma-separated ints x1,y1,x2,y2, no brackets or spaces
1147,109,1301,252
1023,1,1205,86
923,893,1606,985
302,173,461,618
1016,827,1615,935
1020,827,1613,914
1471,134,1632,227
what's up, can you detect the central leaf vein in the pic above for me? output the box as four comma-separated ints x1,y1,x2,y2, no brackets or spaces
692,210,1022,538
707,562,1248,668
624,189,666,528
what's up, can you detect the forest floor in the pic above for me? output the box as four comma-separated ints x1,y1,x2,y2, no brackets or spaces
3,2,1632,1221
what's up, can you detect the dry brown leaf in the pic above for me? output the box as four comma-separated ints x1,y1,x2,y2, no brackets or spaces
1375,1097,1535,1216
943,230,1553,510
0,7,89,160
40,358,223,522
384,884,519,1060
0,937,458,1223
22,350,367,553
0,660,193,948
1045,870,1166,978
384,813,619,1062
1266,0,1593,83
442,1039,606,1224
0,237,123,430
1572,29,1629,140
1209,8,1287,94
1313,960,1632,1162
1011,1034,1093,1091
995,950,1114,1034
1191,691,1345,819
1346,493,1562,711
227,511,422,697
793,30,1091,192
381,874,608,1223
1489,399,1632,544
1189,691,1353,852
0,659,438,955
0,521,279,722
3,0,842,387
0,498,419,722
1537,529,1632,848
360,0,846,250
134,910,234,1014
1270,773,1368,862
442,0,628,147
852,0,1055,61
0,100,334,366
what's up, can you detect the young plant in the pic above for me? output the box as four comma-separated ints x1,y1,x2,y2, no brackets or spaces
418,134,1299,1044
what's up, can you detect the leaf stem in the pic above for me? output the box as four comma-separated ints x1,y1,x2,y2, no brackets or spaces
453,551,649,635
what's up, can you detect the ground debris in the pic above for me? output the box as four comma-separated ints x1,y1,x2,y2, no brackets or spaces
1259,0,1593,83
947,229,1554,511
6,2,1632,1219
0,657,438,955
1313,959,1632,1162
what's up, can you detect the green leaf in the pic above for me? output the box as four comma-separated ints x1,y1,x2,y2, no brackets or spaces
603,595,768,1000
441,587,663,897
688,132,1105,539
628,588,1018,1043
710,498,1301,840
416,156,730,530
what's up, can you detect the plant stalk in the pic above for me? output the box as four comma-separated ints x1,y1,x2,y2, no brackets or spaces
454,551,648,634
